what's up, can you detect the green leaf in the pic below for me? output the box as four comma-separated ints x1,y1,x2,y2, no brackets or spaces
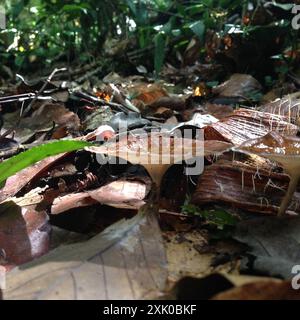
182,203,237,230
184,4,205,15
171,29,181,37
269,2,295,11
61,4,91,14
0,140,92,186
200,209,237,230
161,17,175,34
189,21,205,41
206,81,219,88
15,55,25,68
11,1,25,19
275,64,290,75
154,32,166,77
125,0,137,16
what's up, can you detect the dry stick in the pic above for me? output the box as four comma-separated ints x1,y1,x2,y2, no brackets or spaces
0,145,25,159
97,99,131,114
21,67,67,117
0,128,14,141
158,209,190,218
74,91,131,114
109,83,140,113
0,69,66,142
75,65,103,83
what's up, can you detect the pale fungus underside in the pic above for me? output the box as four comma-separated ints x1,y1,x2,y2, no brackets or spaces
86,132,232,191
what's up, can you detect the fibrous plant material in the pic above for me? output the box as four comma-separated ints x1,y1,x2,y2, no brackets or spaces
192,159,299,215
204,109,298,145
259,92,300,124
237,132,300,216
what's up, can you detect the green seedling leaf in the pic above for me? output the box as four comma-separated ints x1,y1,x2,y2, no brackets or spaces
189,21,205,41
0,140,92,187
182,203,237,230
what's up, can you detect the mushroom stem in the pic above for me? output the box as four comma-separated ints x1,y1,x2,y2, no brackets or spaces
278,174,300,216
143,163,171,197
150,182,160,204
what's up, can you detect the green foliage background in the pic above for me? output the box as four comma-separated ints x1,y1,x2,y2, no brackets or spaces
0,0,298,76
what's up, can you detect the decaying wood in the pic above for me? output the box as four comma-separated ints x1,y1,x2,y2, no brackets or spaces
259,92,300,123
192,159,300,215
204,109,298,145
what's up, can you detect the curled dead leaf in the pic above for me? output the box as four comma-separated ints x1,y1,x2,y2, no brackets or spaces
0,201,50,266
212,74,262,99
2,203,167,300
51,179,150,214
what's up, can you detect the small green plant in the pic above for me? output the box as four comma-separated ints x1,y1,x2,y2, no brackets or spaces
182,198,237,230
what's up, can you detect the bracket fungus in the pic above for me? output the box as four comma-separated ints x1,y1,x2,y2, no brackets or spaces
86,131,232,196
236,131,300,216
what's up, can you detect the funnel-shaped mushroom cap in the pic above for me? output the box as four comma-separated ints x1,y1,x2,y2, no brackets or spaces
236,131,300,174
86,132,232,186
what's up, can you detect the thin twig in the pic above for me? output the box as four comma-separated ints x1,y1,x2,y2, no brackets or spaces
22,68,67,117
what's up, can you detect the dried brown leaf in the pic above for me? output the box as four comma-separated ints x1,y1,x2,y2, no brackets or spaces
2,204,167,300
